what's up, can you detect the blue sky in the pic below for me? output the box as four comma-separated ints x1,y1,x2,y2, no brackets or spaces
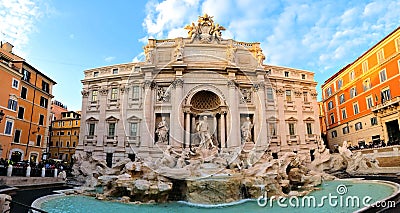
1,0,400,111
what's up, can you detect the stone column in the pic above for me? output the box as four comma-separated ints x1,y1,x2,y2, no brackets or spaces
143,80,154,148
220,112,226,148
213,115,218,140
254,79,268,147
97,86,108,148
171,78,184,147
118,85,130,148
227,78,240,148
77,89,89,151
185,112,191,148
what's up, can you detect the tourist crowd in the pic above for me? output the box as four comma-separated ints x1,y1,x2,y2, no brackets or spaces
348,139,400,151
0,158,72,177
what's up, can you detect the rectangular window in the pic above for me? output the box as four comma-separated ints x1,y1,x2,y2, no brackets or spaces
381,88,391,102
91,90,98,102
88,123,95,136
130,123,138,136
40,97,48,108
371,117,378,126
350,87,357,98
12,79,19,89
337,79,343,89
349,70,355,81
110,88,118,100
13,129,21,143
108,123,116,136
93,71,99,77
17,107,24,119
4,120,13,135
301,74,306,79
363,79,371,91
303,91,308,102
288,123,295,135
343,126,349,134
328,101,333,110
42,80,49,93
396,37,400,52
362,61,368,73
132,86,139,100
306,123,312,135
366,96,374,109
326,87,332,97
330,113,335,124
266,88,274,101
112,68,118,74
353,103,359,115
284,71,289,77
341,108,347,119
8,99,17,111
21,87,27,99
36,135,42,146
39,114,44,125
331,130,337,138
355,122,363,131
269,123,277,136
379,69,387,83
339,94,345,104
22,69,31,81
285,90,292,102
377,49,385,64
60,131,64,135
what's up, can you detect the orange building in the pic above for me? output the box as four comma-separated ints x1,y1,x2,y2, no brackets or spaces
321,27,400,149
0,42,56,162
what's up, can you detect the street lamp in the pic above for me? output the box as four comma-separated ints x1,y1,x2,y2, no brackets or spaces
0,110,5,123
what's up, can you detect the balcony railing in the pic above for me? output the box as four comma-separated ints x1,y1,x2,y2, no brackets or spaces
125,136,140,147
305,134,318,144
371,96,400,113
286,135,300,145
83,135,97,146
104,135,118,146
269,135,281,146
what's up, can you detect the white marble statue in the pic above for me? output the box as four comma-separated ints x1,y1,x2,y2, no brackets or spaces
241,117,253,143
156,117,169,144
196,116,215,149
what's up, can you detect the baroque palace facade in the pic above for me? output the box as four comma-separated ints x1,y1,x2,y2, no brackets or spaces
322,27,400,149
77,15,320,167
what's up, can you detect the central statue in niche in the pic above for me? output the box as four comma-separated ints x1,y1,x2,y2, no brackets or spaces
196,115,216,149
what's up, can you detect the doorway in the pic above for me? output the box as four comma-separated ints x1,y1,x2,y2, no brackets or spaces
386,120,400,142
106,153,113,168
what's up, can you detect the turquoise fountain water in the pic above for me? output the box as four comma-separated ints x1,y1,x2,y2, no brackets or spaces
39,180,396,213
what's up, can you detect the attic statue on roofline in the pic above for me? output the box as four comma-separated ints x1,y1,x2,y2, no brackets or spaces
184,14,226,43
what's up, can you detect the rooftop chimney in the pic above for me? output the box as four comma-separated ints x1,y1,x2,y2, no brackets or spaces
1,42,14,53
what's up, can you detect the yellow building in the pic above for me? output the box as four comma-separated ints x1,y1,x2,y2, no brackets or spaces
49,111,80,162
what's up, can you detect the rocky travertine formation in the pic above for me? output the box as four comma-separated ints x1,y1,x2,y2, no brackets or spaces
72,142,337,204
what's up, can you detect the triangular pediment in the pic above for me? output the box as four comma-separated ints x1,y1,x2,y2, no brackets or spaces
304,117,315,122
105,116,119,121
267,116,279,122
285,117,298,122
86,117,99,122
127,115,141,121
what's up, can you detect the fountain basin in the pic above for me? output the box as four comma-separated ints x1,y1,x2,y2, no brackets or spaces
33,179,399,213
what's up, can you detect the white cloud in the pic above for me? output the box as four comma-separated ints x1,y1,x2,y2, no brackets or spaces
104,56,116,62
0,0,45,56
